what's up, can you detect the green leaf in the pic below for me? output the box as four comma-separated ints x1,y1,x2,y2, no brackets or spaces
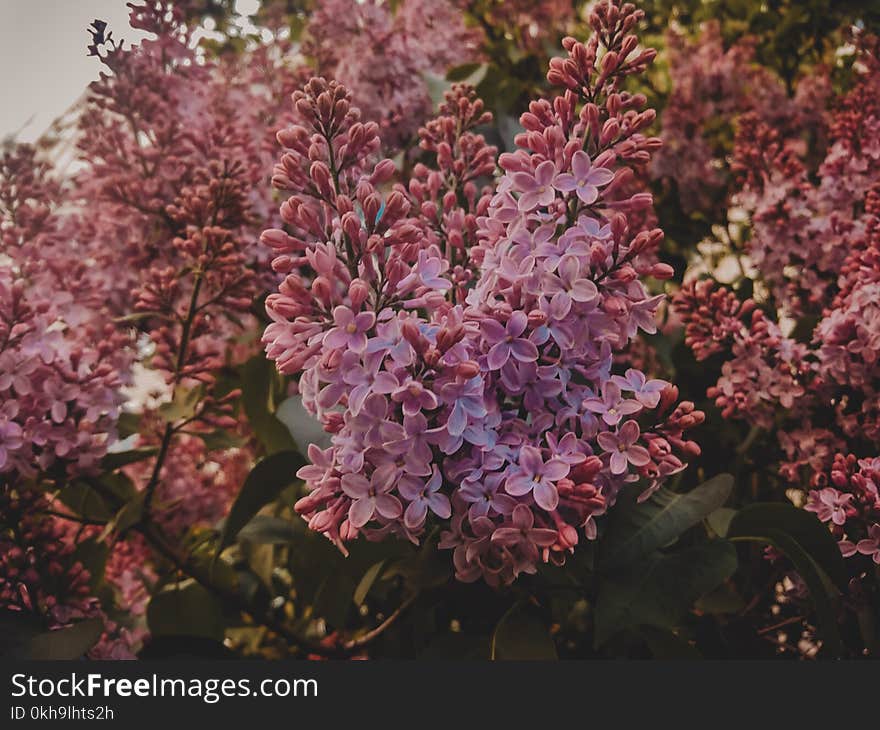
601,474,734,569
423,71,451,107
71,538,110,592
352,561,386,607
727,504,846,657
446,62,488,85
276,396,333,452
196,429,247,451
594,540,738,647
24,619,104,660
236,515,303,544
99,492,146,540
240,355,296,454
727,503,848,591
490,604,557,660
58,482,112,522
116,411,142,438
420,632,490,659
446,62,482,81
147,582,225,641
97,472,139,503
139,635,237,660
706,507,737,538
217,450,305,554
158,384,202,423
101,447,158,471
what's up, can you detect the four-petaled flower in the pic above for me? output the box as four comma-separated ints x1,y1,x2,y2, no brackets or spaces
481,311,539,370
399,467,452,529
341,465,403,528
611,368,667,409
391,377,439,417
553,150,615,204
505,445,569,510
512,160,557,211
325,306,376,353
596,420,651,475
806,488,853,527
491,504,558,567
856,524,880,563
583,381,642,426
544,254,599,318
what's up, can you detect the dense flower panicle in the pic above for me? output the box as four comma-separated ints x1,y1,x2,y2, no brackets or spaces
302,0,481,150
673,34,880,485
653,21,828,216
263,1,704,585
1,145,128,478
81,1,281,441
729,37,879,319
673,280,809,428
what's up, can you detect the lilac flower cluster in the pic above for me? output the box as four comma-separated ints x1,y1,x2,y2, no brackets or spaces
806,454,880,565
653,21,828,216
303,0,481,149
262,1,704,585
1,144,127,479
673,35,880,485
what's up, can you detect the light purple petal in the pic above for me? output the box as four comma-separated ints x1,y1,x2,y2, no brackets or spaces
349,497,375,528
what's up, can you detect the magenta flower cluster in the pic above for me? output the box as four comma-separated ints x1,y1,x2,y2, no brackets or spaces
263,2,704,585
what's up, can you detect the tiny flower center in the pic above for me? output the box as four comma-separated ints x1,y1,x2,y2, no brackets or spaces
618,444,626,452
346,322,358,334
407,383,422,396
607,407,617,415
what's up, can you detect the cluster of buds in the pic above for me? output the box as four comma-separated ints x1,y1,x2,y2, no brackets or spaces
0,486,96,623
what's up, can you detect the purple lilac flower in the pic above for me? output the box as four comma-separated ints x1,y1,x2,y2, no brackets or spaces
856,524,880,564
583,381,642,426
341,466,403,528
399,467,452,529
504,445,569,510
553,151,615,204
596,420,651,475
481,311,539,370
512,160,557,211
491,504,558,566
805,488,853,526
611,368,667,408
544,254,599,318
324,306,375,353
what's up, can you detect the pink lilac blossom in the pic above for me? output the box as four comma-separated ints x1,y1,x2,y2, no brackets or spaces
303,0,481,150
1,144,128,479
673,35,880,484
806,454,880,565
262,1,704,586
653,21,828,216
